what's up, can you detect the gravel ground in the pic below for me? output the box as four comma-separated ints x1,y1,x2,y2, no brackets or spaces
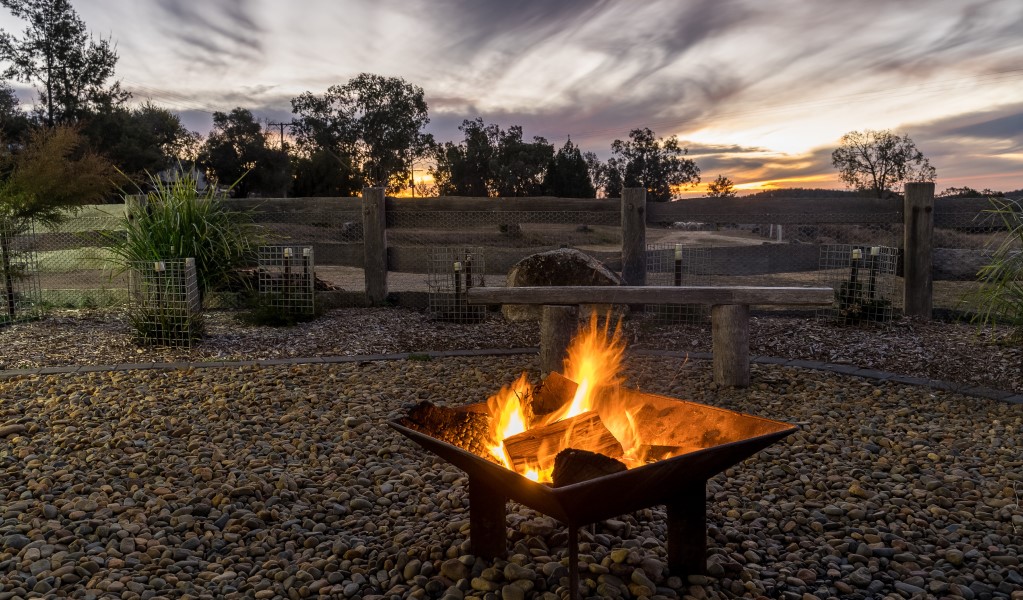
0,308,1021,599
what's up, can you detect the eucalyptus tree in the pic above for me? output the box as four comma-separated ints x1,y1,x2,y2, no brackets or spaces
605,128,700,202
0,0,126,126
291,73,433,193
831,129,936,198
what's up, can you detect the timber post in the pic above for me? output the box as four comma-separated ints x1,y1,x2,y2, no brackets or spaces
362,187,388,304
540,305,578,376
711,304,750,387
620,188,647,286
903,182,935,319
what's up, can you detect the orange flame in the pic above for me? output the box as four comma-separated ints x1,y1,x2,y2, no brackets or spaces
485,313,642,483
486,372,533,467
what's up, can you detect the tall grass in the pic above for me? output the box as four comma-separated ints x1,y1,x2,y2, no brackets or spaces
108,170,260,298
966,198,1023,339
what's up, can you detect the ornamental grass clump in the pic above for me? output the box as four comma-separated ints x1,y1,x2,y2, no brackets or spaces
966,197,1023,341
110,169,260,300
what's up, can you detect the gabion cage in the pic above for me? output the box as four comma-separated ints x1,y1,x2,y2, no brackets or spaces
818,245,899,324
257,246,315,316
0,221,41,325
428,247,487,322
645,243,713,323
128,258,203,347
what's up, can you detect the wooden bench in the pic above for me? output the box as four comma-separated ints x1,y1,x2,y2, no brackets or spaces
467,285,833,387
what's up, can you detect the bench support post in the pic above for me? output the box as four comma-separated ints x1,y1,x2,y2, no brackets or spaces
711,304,750,387
540,305,577,376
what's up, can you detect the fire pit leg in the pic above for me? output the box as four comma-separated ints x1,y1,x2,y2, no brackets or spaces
468,476,508,559
568,524,580,600
666,479,708,575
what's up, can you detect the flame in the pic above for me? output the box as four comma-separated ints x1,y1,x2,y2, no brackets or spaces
545,312,625,424
486,372,533,467
484,312,637,483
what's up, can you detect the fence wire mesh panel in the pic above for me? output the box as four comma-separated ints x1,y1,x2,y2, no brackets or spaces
0,221,41,325
645,217,902,290
37,213,128,308
428,247,487,322
128,258,202,347
388,210,621,291
818,245,899,325
644,244,713,323
249,210,365,294
257,246,315,316
932,196,1022,313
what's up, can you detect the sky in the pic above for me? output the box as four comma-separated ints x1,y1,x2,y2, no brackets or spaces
2,0,1022,194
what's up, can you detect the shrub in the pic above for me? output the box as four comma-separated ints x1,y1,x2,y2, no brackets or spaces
109,169,260,299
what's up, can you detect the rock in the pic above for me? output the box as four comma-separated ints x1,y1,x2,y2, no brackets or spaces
441,558,469,581
502,248,622,321
0,423,25,437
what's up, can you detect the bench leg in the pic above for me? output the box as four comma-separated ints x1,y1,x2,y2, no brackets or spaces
711,304,750,387
540,305,577,375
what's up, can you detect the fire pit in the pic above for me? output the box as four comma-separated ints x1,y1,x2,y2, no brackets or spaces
389,315,796,597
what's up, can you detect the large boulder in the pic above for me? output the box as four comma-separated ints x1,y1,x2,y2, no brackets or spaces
503,248,623,321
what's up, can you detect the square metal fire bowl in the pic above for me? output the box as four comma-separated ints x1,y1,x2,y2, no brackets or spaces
389,388,796,576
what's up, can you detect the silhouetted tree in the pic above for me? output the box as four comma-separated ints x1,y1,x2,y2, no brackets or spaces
82,102,196,180
290,149,361,197
0,81,29,142
492,125,553,197
706,174,737,198
199,108,289,198
0,0,126,126
430,119,554,197
831,129,935,199
543,138,595,198
606,128,700,202
291,73,433,192
431,118,499,196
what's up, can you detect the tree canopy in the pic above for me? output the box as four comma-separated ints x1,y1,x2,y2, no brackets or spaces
0,0,126,126
542,138,595,198
605,128,700,202
831,129,936,199
430,119,557,197
291,73,433,193
706,174,737,198
199,107,289,198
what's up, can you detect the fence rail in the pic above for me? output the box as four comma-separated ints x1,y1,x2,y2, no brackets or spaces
6,185,1014,318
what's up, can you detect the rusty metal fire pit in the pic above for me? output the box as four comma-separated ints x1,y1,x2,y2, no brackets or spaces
389,382,796,597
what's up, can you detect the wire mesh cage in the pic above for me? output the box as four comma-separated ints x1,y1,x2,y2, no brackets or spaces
428,247,487,322
257,245,315,317
128,258,203,346
0,221,41,325
818,244,899,325
645,243,713,323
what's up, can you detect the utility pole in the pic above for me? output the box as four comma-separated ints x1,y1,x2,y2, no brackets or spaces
267,121,295,198
267,121,294,152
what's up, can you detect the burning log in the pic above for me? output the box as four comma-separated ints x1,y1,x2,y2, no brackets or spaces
397,401,493,460
503,411,623,474
532,371,578,418
551,448,627,487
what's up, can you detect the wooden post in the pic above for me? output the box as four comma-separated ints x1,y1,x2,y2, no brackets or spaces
903,182,934,319
711,304,750,387
362,187,388,304
540,305,577,376
620,188,646,286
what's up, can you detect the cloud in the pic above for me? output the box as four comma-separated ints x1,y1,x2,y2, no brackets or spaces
153,0,264,71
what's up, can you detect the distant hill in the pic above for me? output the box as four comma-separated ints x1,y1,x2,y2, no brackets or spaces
740,188,867,199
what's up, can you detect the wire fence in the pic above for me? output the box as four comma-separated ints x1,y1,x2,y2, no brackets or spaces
6,195,1016,321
